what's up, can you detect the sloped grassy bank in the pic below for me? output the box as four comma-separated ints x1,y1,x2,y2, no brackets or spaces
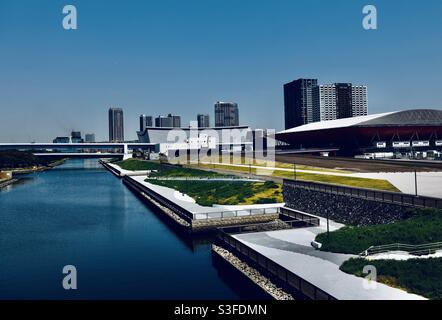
315,208,442,300
340,257,442,300
315,208,442,255
115,159,283,206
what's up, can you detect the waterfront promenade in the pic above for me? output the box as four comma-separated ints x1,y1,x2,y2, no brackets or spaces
230,214,426,300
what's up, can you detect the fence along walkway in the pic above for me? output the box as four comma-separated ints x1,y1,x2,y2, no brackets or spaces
360,242,442,257
284,179,442,210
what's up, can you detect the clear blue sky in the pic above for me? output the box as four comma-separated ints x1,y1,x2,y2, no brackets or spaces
1,0,441,142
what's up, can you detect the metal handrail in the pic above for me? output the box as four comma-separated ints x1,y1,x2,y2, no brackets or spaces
284,179,442,210
216,229,336,300
360,242,442,256
194,207,281,220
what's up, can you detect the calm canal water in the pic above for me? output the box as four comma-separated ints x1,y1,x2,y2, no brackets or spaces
0,159,265,299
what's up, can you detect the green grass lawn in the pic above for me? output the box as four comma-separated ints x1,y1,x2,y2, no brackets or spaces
115,159,223,177
114,159,282,205
0,171,10,181
114,159,161,171
273,170,399,192
149,165,223,178
199,155,351,173
340,257,442,299
315,209,442,254
192,163,398,192
147,179,282,206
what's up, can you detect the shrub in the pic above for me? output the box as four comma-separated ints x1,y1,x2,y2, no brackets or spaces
316,208,442,254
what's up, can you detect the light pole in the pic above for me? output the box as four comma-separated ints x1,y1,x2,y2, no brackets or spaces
414,168,418,196
326,210,330,239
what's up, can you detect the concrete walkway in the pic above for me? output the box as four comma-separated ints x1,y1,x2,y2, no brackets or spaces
106,162,151,177
352,171,442,198
233,222,426,300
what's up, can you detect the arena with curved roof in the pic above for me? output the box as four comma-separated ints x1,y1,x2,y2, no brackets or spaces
276,109,442,156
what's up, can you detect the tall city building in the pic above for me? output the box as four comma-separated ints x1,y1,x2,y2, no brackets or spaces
351,85,368,117
284,78,318,129
85,133,95,143
169,114,181,127
155,114,181,128
313,84,337,122
214,102,239,127
313,83,368,122
139,114,153,132
155,115,172,128
71,131,83,143
108,108,124,142
335,83,353,119
197,114,210,128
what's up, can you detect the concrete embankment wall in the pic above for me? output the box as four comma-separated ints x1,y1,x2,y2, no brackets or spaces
100,160,280,232
123,175,279,232
123,175,194,224
283,179,442,226
0,179,17,189
215,232,335,300
99,160,122,177
0,171,15,189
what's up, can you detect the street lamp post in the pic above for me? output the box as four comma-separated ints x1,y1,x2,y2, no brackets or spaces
414,169,418,196
326,211,330,239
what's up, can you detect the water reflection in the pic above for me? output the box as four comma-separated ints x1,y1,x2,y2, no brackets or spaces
0,159,255,299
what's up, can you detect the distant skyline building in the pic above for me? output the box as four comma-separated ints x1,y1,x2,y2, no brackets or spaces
169,114,181,128
53,136,71,143
71,131,83,143
155,114,181,128
214,102,239,127
108,108,124,142
139,114,153,132
313,83,368,122
313,84,337,122
352,85,368,117
85,133,95,143
197,114,210,128
335,83,353,119
155,115,172,128
284,78,318,129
